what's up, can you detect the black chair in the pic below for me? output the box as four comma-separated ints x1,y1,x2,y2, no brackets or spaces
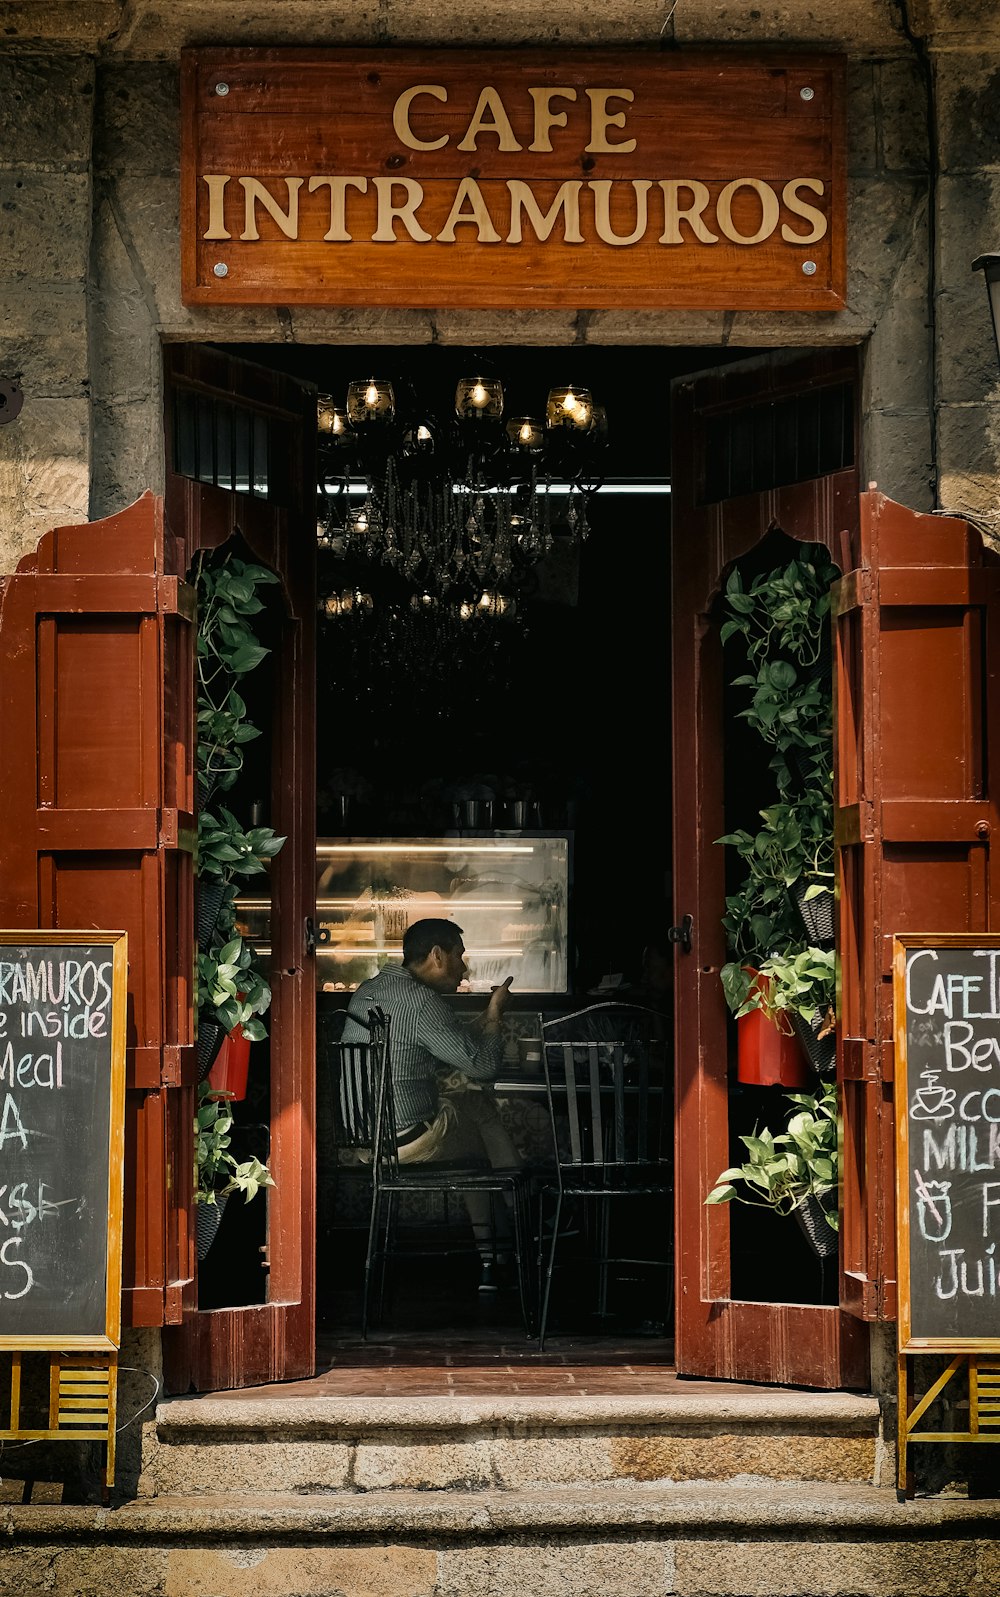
536,1002,672,1348
330,1007,535,1338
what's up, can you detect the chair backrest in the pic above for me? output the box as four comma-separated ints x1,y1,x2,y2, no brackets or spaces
539,1003,668,1170
366,1007,403,1182
541,1001,665,1049
329,1006,393,1157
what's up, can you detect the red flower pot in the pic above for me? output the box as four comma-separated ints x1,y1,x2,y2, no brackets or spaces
207,1024,252,1102
736,972,811,1088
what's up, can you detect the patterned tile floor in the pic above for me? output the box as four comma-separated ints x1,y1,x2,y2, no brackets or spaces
200,1339,789,1400
210,1336,686,1400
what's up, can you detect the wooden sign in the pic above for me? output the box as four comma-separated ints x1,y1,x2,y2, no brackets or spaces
181,49,846,311
894,935,1000,1352
0,932,127,1351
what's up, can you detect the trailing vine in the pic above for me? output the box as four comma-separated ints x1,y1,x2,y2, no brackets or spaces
193,550,286,1207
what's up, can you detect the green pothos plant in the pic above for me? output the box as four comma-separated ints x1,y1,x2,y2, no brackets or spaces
711,551,839,1228
705,1080,839,1233
196,1086,275,1208
721,948,836,1036
716,551,836,1008
193,549,285,1206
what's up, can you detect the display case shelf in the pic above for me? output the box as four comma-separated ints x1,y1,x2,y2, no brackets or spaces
236,834,571,994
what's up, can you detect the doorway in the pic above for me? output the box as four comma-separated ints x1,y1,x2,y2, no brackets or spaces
162,339,867,1394
243,342,687,1364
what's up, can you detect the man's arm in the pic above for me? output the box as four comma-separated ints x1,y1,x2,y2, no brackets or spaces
414,982,510,1080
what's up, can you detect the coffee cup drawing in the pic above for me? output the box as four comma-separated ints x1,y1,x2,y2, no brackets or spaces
910,1070,956,1122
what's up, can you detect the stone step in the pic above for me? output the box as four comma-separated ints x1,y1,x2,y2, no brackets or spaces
140,1390,882,1497
5,1483,1000,1596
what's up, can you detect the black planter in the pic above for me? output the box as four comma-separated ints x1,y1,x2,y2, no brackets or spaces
791,1007,837,1077
196,1016,227,1083
196,1193,230,1262
792,879,835,946
196,880,227,948
794,1194,838,1258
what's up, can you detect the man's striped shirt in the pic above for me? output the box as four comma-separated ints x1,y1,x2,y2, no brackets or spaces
342,966,504,1130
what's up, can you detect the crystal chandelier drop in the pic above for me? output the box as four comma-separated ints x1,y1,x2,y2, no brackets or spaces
316,371,607,601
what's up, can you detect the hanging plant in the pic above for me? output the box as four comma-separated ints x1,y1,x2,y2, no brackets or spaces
719,789,834,960
711,549,839,1200
192,549,285,1209
716,551,836,972
195,553,279,804
196,1085,275,1205
720,559,833,671
705,1080,839,1253
721,947,835,1034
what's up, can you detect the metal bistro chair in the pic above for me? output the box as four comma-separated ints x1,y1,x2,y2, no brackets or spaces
331,1007,535,1338
536,1002,672,1348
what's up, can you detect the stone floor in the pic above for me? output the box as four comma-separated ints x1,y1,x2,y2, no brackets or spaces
176,1327,808,1400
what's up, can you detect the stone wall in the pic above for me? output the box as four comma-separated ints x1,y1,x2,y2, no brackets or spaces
4,0,990,565
0,55,94,573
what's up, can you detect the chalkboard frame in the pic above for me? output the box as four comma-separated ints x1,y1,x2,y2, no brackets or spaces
0,930,128,1353
893,933,1000,1354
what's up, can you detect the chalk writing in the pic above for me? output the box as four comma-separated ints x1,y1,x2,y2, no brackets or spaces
902,944,1000,1341
0,943,117,1341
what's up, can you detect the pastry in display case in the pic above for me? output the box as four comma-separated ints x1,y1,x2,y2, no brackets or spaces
236,835,571,994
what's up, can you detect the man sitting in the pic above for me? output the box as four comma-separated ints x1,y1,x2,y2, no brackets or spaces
342,917,520,1288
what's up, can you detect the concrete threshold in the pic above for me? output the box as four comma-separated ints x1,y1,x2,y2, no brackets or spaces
155,1389,881,1437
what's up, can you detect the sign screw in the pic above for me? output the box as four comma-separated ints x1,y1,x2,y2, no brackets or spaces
215,81,230,96
213,262,229,278
802,260,817,276
800,86,815,101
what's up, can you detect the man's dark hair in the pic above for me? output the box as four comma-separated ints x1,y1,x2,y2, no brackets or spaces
402,918,464,966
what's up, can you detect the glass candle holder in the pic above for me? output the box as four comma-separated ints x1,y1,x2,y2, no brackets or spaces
546,385,595,431
455,375,503,420
506,416,545,452
346,377,395,424
317,395,348,437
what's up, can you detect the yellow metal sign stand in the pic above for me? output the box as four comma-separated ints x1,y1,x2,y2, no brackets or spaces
1,1352,119,1494
898,1351,1000,1497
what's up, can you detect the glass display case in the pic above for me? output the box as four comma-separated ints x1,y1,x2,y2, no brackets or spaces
236,834,570,994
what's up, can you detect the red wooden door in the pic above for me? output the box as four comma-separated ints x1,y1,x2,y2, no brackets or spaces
671,350,868,1387
161,344,317,1392
0,493,196,1334
835,491,1000,1324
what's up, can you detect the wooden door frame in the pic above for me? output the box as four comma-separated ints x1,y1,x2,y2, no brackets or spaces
671,350,869,1388
161,345,317,1392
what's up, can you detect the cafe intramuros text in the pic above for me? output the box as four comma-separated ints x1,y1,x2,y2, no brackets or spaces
201,85,829,251
182,52,846,310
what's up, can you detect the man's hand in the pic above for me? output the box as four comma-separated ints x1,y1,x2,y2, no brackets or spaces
482,975,513,1030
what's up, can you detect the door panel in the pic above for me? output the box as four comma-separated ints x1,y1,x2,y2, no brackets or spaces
0,493,196,1331
671,350,868,1388
161,344,317,1393
834,492,1000,1323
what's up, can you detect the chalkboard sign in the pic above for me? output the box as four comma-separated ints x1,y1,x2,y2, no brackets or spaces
0,932,127,1351
895,935,1000,1352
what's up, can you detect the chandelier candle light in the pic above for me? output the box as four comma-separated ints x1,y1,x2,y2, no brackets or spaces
316,368,607,604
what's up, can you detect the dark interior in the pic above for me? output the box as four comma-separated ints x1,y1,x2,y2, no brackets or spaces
196,341,832,1345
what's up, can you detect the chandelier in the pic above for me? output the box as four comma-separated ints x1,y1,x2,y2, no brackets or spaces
316,372,607,601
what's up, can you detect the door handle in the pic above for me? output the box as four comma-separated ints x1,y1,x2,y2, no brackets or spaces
305,916,317,956
667,914,693,954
